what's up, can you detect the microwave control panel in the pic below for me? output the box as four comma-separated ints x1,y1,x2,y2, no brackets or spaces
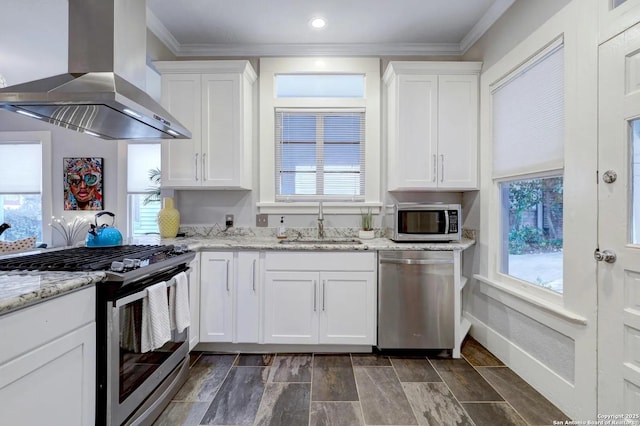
448,210,459,233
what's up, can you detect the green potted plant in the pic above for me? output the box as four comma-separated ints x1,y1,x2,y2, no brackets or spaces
358,208,375,239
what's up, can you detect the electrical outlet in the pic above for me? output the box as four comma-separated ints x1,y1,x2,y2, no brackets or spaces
225,214,234,227
256,214,268,227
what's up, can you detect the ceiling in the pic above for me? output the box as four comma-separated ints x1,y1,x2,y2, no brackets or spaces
146,0,516,57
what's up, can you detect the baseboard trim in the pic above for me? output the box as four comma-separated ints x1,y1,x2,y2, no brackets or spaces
465,312,576,419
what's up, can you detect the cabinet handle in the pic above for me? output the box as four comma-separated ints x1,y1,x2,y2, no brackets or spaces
225,259,230,292
432,154,437,182
194,153,199,181
202,153,207,181
313,281,317,312
440,154,444,183
322,280,326,311
252,259,256,292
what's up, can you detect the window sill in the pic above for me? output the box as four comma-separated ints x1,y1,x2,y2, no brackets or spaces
257,201,382,215
473,274,587,326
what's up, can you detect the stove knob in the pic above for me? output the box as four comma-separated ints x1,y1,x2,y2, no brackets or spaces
111,261,124,272
123,258,139,269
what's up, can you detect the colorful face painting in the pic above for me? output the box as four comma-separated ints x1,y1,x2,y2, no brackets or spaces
63,157,103,210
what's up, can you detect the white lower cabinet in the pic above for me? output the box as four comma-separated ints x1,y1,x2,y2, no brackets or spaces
263,252,377,345
188,253,201,351
200,251,261,343
200,252,234,342
0,287,96,426
235,251,261,343
263,271,319,344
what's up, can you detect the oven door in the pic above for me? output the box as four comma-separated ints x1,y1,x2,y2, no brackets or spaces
107,268,190,426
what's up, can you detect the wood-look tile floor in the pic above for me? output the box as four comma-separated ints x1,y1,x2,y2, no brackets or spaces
153,337,570,426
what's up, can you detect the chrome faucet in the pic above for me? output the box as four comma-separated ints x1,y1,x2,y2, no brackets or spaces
317,201,325,239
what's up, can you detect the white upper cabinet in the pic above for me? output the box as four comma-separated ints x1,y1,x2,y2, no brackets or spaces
155,61,256,189
384,61,481,191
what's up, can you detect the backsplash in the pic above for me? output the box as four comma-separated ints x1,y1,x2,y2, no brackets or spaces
179,226,386,239
178,225,476,241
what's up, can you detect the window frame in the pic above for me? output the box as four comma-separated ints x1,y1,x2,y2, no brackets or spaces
123,142,162,239
258,57,381,214
0,131,52,246
487,38,567,306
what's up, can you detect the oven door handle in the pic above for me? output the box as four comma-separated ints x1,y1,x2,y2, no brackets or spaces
115,277,179,308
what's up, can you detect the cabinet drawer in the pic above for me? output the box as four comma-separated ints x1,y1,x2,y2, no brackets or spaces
0,287,95,364
264,252,375,272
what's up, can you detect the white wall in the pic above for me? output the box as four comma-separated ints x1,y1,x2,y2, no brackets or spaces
0,110,121,248
463,0,599,419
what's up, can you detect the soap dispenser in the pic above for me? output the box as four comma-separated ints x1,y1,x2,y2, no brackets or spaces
277,216,287,239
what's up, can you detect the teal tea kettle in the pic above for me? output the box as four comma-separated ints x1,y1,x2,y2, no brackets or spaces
85,211,123,247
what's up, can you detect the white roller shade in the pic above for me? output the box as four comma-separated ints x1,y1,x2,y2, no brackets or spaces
0,143,42,193
127,144,161,192
492,40,564,178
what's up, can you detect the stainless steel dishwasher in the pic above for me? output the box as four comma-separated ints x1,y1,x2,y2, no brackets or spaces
377,250,454,350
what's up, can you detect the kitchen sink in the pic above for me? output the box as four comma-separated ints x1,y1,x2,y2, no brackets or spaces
279,239,363,245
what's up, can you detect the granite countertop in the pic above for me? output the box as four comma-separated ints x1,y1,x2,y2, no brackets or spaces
162,235,476,252
0,227,475,316
0,271,105,316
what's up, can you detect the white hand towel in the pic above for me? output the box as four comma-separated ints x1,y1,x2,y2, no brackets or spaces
174,272,191,333
141,282,171,353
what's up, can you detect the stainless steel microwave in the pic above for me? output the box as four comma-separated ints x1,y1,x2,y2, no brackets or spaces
392,203,461,242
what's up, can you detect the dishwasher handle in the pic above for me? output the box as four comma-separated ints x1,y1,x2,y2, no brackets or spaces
379,257,453,265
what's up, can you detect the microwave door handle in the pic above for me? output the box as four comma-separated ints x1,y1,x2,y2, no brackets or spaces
445,211,450,234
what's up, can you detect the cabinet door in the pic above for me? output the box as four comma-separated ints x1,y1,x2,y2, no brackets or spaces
235,251,260,343
437,74,478,190
201,73,248,188
200,252,233,342
389,74,438,190
0,322,95,426
161,74,202,187
188,254,201,351
263,271,318,344
319,271,376,345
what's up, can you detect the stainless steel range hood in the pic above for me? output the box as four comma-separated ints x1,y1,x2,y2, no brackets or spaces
0,0,191,140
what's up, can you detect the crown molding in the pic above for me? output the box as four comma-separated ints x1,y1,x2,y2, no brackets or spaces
173,42,463,57
146,7,181,55
460,0,517,54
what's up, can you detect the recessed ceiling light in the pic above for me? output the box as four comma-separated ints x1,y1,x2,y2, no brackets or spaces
310,17,326,29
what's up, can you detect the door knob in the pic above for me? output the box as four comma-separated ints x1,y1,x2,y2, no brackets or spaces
602,170,617,184
594,249,616,263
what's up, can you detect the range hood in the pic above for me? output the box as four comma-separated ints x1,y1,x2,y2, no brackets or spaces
0,0,191,140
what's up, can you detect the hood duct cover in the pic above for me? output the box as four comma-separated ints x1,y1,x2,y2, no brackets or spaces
0,0,191,140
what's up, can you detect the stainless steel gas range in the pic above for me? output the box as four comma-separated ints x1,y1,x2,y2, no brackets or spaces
0,244,196,425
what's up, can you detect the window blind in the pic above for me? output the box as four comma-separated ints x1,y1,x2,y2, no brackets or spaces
127,143,161,192
0,143,42,193
275,109,365,200
492,41,565,178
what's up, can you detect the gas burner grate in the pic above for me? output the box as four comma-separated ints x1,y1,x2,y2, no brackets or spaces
0,245,174,272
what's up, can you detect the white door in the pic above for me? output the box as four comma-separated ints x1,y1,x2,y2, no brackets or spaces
598,22,640,414
200,252,233,342
235,251,260,343
318,271,376,345
263,271,318,344
160,73,201,187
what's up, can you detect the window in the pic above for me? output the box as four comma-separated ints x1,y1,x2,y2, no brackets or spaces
127,143,161,237
259,58,381,213
492,38,565,294
275,109,365,200
0,132,51,244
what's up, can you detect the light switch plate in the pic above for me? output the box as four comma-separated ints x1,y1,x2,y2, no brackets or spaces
256,214,268,227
